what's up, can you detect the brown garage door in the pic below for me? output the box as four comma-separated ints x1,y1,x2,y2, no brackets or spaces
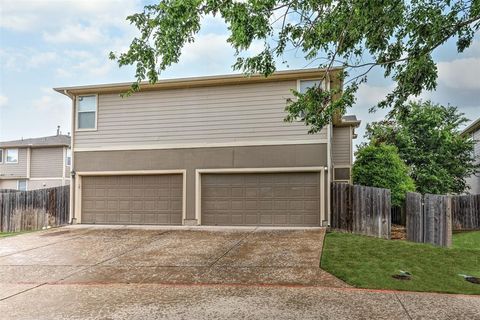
201,172,321,226
81,175,183,225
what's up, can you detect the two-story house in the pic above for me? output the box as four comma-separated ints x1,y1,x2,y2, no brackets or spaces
55,68,359,226
0,133,71,191
462,117,480,194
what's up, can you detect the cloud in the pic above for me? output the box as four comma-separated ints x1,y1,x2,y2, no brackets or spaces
43,24,106,44
0,95,8,108
437,57,480,90
0,48,58,70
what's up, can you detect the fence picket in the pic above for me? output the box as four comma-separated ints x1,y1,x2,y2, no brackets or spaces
0,186,70,233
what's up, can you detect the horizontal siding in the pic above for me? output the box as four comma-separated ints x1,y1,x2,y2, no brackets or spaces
332,127,352,165
74,80,327,149
30,147,64,178
0,148,27,178
28,179,68,190
473,129,480,164
0,179,18,190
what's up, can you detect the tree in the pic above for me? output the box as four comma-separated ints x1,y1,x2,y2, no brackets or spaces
110,1,480,132
352,144,415,206
366,100,478,195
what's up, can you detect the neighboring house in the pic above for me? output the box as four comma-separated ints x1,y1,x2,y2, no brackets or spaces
0,134,71,191
462,117,480,194
55,68,359,226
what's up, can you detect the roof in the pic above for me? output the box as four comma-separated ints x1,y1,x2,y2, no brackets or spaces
335,115,361,128
54,67,344,96
0,135,71,148
461,117,480,136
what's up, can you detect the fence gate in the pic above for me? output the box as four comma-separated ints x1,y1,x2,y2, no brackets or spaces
406,192,452,247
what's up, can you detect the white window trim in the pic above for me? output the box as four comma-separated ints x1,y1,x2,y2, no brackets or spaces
296,78,324,93
66,148,72,167
75,94,98,132
5,148,19,164
17,179,28,191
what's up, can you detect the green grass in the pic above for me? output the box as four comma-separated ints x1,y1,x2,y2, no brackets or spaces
0,231,32,238
321,231,480,294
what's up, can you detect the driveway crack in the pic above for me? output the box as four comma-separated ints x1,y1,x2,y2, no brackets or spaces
394,292,413,320
207,227,258,268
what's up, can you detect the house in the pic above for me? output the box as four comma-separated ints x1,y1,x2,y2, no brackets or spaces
54,68,360,226
0,133,71,191
462,117,480,194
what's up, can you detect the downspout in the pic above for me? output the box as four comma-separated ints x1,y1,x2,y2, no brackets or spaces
64,90,76,224
325,74,332,226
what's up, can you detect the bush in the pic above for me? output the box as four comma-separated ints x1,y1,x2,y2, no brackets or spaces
353,144,415,206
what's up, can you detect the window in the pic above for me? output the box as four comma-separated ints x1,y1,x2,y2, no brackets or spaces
6,149,18,163
66,148,72,166
17,180,27,191
77,95,97,130
0,149,3,163
299,79,322,94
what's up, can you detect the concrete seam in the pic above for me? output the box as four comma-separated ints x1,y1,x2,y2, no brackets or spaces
394,292,413,320
207,227,258,268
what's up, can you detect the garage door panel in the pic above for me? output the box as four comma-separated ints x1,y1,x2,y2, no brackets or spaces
201,172,320,226
82,174,183,225
201,172,321,227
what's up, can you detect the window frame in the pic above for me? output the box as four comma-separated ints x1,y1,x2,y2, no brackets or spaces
5,148,19,164
66,148,72,166
296,78,324,94
0,149,3,164
17,179,27,191
75,94,98,131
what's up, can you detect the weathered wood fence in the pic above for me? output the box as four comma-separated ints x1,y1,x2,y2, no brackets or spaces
0,186,69,232
406,193,452,247
451,194,480,230
331,183,391,239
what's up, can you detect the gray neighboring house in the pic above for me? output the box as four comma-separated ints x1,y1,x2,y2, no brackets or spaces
55,68,360,227
0,134,71,191
462,117,480,194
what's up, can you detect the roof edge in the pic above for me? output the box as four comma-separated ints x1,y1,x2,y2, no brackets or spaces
54,67,344,96
461,117,480,136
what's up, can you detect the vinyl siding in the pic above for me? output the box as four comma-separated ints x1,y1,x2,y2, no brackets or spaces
332,127,352,165
30,147,64,178
0,179,18,190
28,179,69,190
74,80,327,150
473,129,480,164
0,148,28,178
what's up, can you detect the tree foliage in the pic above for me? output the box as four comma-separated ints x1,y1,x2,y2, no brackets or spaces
353,144,415,206
110,0,480,131
366,100,478,195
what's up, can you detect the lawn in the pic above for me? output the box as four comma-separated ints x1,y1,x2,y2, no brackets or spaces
321,231,480,294
0,231,31,238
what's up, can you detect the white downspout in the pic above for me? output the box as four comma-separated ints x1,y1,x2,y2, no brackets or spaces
64,90,76,224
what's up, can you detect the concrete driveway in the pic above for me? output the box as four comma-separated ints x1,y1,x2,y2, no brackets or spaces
0,226,479,319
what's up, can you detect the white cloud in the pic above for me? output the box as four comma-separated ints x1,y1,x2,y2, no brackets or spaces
43,24,105,44
355,82,395,107
437,57,480,90
0,95,8,107
0,48,57,70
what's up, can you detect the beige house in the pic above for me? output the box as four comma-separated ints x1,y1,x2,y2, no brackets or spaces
55,68,360,226
0,134,71,191
462,117,480,194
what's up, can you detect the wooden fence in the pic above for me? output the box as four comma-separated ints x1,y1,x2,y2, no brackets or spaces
331,183,391,239
0,186,70,232
406,193,452,247
451,194,480,230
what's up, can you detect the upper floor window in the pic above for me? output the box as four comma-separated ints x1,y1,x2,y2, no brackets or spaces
6,149,18,163
66,148,72,166
77,95,97,130
298,79,322,93
0,149,3,163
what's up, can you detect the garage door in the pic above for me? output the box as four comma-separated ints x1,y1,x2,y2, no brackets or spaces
81,175,183,225
201,172,321,226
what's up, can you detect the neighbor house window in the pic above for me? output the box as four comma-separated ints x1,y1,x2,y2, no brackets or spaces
77,95,97,130
299,79,322,93
0,149,3,163
17,180,27,191
6,149,18,163
66,148,72,166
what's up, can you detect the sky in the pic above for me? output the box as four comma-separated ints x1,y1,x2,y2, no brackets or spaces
0,0,479,150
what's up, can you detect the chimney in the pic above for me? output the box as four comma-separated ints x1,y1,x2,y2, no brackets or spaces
56,126,60,136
